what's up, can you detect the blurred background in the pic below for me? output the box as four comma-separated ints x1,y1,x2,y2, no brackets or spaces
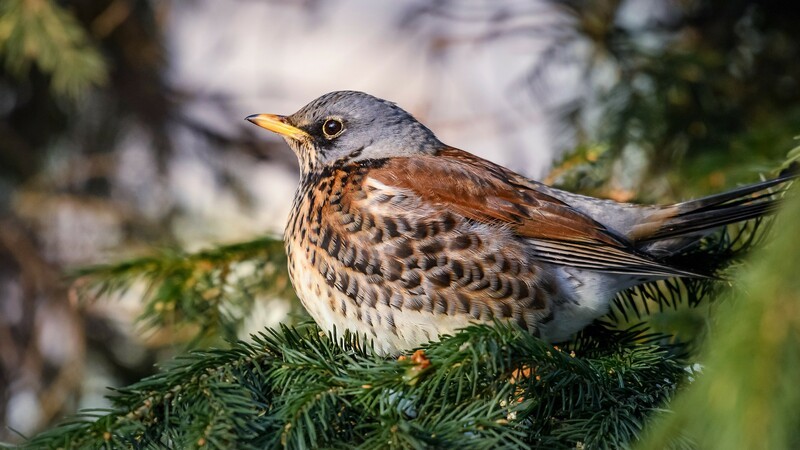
1,0,798,442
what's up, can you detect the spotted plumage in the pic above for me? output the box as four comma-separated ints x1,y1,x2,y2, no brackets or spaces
247,90,794,355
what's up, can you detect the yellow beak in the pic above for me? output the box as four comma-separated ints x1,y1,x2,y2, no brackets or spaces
245,114,310,140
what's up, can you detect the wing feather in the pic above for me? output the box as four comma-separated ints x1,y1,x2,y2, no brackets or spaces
366,147,702,278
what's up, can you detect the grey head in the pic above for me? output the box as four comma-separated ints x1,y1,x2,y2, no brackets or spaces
247,91,442,173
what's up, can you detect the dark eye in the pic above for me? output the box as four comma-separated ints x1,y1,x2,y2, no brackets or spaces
322,119,344,138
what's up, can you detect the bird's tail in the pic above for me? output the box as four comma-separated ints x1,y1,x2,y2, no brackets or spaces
633,167,796,255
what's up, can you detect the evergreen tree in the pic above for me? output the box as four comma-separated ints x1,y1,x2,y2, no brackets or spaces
2,1,800,448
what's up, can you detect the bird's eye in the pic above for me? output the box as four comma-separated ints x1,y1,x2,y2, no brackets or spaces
322,119,344,138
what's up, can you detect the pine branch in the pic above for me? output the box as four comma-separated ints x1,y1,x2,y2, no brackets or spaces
16,322,685,450
0,0,108,98
71,236,298,343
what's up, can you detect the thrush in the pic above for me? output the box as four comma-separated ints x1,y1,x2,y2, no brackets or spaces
247,91,794,355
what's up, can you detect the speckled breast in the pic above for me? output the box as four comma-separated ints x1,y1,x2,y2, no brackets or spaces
283,162,554,355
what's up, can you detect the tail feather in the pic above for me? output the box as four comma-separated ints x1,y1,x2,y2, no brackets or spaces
636,172,796,245
672,176,791,214
643,196,783,242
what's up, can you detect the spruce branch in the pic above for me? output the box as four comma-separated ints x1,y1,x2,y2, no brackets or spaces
16,322,685,450
71,236,298,343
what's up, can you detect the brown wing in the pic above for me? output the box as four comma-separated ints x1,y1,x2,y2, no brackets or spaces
366,147,698,278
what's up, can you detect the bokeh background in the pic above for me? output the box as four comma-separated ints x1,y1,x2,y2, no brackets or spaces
1,0,798,442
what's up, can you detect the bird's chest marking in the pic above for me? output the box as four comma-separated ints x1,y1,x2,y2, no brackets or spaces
286,169,389,338
284,166,560,354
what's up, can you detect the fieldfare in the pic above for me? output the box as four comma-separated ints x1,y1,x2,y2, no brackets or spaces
247,91,794,355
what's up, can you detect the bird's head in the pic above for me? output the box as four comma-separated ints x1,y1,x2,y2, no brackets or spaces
246,91,442,174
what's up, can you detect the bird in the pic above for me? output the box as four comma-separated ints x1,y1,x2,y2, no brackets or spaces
246,90,794,355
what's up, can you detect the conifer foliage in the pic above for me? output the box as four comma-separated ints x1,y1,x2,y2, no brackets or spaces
72,237,296,343
19,321,686,450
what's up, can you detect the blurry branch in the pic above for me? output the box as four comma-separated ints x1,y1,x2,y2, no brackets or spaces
71,236,298,344
408,0,800,200
90,0,133,39
18,322,685,450
639,172,800,449
0,219,87,433
550,0,800,198
0,0,108,98
785,143,800,170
